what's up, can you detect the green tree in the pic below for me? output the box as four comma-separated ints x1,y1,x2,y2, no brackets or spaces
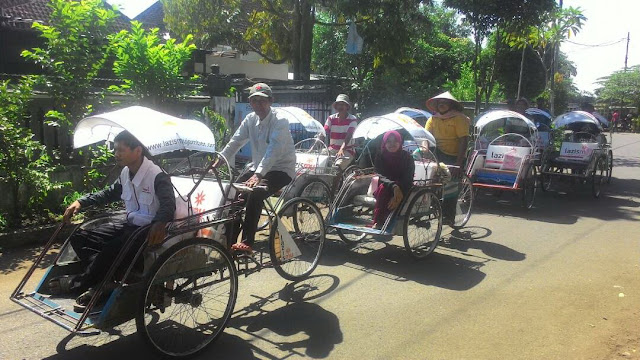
444,0,555,113
109,21,198,108
312,3,474,114
161,0,241,49
21,0,119,127
0,79,67,228
505,6,586,114
596,66,640,111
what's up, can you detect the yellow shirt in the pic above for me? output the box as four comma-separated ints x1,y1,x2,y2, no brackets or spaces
425,113,470,156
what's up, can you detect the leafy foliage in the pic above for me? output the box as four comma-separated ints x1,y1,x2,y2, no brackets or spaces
197,107,230,148
312,3,474,115
109,21,199,107
0,79,68,227
596,66,640,110
21,0,118,127
161,0,241,49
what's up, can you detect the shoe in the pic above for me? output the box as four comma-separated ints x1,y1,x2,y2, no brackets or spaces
231,242,253,254
46,275,79,295
73,283,115,313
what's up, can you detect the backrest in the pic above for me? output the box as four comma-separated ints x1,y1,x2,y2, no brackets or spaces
413,160,438,182
296,152,330,170
171,176,234,219
485,145,531,169
558,142,599,162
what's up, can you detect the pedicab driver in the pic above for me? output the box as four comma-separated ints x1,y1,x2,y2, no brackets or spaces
54,130,176,311
219,83,296,253
425,91,471,222
424,91,471,175
318,94,358,171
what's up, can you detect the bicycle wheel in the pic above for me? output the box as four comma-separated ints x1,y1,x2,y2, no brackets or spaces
136,238,238,358
269,198,325,281
403,190,442,259
521,164,537,209
606,150,613,184
299,179,331,211
451,175,473,229
592,157,605,198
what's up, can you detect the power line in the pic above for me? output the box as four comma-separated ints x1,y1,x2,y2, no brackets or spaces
564,38,626,47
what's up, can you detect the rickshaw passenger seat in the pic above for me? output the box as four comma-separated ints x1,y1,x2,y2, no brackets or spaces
353,195,376,207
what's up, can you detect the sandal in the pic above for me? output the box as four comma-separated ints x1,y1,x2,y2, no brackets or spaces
73,282,116,313
47,275,78,295
231,242,253,254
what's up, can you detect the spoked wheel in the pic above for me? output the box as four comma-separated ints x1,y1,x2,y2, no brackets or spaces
540,172,552,192
136,238,238,358
606,150,613,184
403,190,442,259
299,180,331,212
451,175,473,229
592,157,605,198
521,164,537,209
335,228,367,244
301,179,366,244
269,198,325,281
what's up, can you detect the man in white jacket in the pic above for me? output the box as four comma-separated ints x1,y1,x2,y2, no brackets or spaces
51,130,175,311
220,83,296,253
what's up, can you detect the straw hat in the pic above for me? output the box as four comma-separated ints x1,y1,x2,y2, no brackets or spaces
333,94,351,109
426,91,464,113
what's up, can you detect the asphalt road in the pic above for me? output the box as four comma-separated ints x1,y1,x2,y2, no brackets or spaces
1,133,639,360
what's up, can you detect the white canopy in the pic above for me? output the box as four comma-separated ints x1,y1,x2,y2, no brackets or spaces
474,110,537,132
274,106,326,136
353,112,436,146
74,106,216,156
553,111,603,130
394,107,433,121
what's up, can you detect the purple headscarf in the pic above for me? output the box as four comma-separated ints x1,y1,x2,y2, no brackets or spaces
379,130,404,181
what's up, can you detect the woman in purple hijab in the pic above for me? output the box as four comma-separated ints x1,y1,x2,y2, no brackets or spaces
372,130,415,227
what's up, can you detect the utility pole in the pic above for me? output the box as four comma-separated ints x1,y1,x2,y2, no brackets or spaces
624,32,630,72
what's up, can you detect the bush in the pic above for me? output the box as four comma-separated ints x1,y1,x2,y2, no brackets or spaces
0,78,69,228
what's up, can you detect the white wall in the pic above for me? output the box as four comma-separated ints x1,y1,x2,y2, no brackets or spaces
204,52,288,80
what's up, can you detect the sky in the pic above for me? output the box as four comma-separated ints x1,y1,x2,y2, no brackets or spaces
561,0,640,94
106,0,156,19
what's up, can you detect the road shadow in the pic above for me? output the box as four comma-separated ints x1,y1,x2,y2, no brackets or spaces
613,155,640,168
319,239,488,291
0,244,60,275
473,176,640,224
45,275,342,360
440,226,526,262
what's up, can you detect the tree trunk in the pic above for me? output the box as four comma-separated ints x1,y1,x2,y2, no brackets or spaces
517,44,526,99
299,0,314,80
292,0,302,80
485,29,502,108
473,28,481,115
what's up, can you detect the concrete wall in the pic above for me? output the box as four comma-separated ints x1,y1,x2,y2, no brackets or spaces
204,53,289,80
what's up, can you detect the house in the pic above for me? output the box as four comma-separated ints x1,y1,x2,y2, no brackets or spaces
133,0,289,81
0,0,131,77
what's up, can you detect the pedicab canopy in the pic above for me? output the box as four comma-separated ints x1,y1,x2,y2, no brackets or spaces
592,112,610,128
474,110,537,135
394,107,433,127
525,108,552,128
274,106,326,137
352,112,437,147
553,111,604,132
73,106,217,156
